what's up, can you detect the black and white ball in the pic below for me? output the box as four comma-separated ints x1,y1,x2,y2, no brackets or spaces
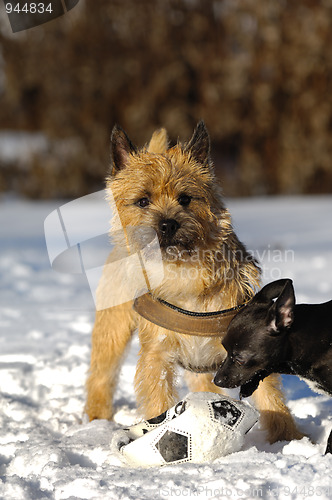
112,392,259,467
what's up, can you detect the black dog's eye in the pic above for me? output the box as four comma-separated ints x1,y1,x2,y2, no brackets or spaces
178,194,192,206
231,355,245,366
137,197,150,208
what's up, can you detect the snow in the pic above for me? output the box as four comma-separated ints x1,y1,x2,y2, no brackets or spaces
0,193,331,500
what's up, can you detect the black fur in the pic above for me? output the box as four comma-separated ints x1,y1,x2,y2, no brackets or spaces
213,278,332,453
326,430,332,454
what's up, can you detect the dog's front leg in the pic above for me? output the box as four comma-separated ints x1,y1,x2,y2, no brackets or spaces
185,371,225,394
85,301,136,421
252,374,304,443
135,324,178,420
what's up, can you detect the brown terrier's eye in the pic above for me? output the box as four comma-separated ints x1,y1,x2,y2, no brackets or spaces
137,197,150,208
178,194,192,206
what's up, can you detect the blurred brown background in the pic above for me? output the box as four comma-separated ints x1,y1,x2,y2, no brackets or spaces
1,0,332,199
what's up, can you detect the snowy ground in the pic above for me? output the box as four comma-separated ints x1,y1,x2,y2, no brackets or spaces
0,193,331,500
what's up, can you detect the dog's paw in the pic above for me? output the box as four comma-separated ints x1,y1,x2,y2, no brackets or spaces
260,410,305,444
84,404,114,422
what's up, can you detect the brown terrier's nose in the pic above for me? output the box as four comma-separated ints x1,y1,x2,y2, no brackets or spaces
159,219,180,239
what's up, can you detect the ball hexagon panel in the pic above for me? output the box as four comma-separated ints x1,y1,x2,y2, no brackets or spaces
155,430,191,463
147,410,168,425
210,400,242,427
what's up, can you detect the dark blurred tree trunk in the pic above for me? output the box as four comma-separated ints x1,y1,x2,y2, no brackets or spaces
0,0,332,198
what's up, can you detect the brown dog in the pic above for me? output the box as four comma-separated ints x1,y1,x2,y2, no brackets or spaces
85,122,302,443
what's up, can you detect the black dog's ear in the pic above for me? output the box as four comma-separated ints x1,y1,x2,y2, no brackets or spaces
252,279,294,305
268,279,295,333
185,120,211,166
111,125,137,175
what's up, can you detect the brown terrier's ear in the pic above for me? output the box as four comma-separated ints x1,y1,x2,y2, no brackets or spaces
111,125,137,174
185,120,211,166
147,128,168,153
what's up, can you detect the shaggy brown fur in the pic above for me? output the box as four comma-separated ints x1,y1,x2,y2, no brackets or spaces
85,122,303,443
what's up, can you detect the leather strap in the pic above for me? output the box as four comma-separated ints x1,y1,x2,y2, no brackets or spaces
133,293,247,337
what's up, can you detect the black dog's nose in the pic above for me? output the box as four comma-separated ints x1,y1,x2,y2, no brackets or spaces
213,371,224,388
159,219,180,239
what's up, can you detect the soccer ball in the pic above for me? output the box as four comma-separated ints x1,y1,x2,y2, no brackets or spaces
112,392,259,467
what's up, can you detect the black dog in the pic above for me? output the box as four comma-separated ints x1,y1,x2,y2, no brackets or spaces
214,278,332,454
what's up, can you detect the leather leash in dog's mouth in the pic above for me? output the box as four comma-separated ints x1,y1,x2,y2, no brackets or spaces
133,293,247,337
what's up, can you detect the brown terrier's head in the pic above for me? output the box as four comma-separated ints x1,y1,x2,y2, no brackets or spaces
106,121,229,259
